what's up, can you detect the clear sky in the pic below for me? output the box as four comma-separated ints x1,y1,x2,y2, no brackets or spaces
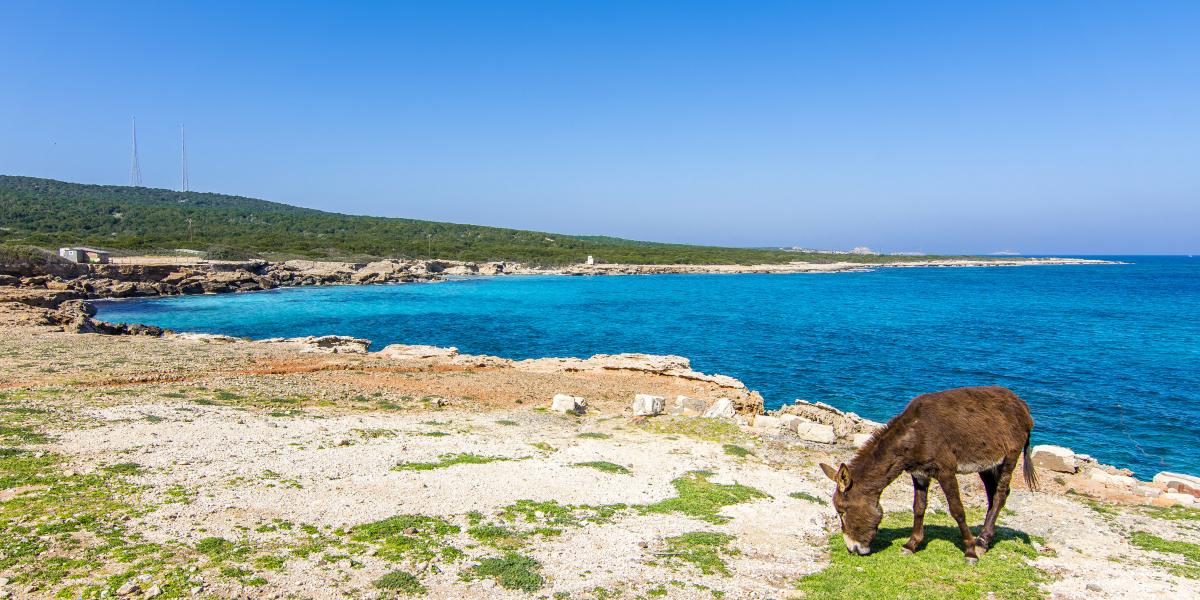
2,1,1197,254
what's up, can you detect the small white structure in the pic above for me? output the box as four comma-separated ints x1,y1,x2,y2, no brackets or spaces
586,255,595,265
58,247,110,264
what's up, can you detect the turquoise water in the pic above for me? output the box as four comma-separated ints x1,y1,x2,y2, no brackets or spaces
96,257,1200,478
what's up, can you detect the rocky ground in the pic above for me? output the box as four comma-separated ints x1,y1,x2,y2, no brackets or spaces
0,298,1197,599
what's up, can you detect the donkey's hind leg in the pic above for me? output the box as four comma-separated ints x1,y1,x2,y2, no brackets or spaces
976,451,1020,552
902,474,930,554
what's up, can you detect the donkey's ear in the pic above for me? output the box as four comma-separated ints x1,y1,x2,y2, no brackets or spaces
819,463,838,482
836,464,853,491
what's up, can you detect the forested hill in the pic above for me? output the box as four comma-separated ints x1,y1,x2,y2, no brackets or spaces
1,175,901,265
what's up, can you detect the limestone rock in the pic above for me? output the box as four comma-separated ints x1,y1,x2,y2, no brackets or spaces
632,394,665,416
1032,445,1078,474
1162,492,1197,506
752,415,782,429
550,394,586,415
1153,472,1200,498
669,395,708,417
795,421,836,444
702,398,736,419
1089,468,1136,487
378,344,459,359
850,433,873,448
262,335,371,354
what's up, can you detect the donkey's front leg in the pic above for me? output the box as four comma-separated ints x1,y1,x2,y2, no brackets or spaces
936,472,979,563
902,474,930,554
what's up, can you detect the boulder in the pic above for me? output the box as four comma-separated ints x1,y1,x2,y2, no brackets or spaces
1153,472,1200,498
795,421,836,444
1089,468,1136,488
1162,492,1197,506
669,395,708,417
1031,445,1078,474
378,344,459,360
752,415,782,429
702,398,736,419
632,394,665,416
173,333,243,344
850,433,873,448
262,335,371,354
550,394,586,415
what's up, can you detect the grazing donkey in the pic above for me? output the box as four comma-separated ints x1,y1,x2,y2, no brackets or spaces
819,386,1037,563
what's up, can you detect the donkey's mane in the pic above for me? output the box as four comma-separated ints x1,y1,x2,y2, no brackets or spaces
847,420,896,473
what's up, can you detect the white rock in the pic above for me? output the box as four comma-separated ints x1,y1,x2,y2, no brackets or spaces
1089,468,1136,487
669,395,708,417
145,585,162,598
795,421,837,444
1134,484,1163,498
702,398,736,419
1163,492,1197,506
632,394,665,416
1031,445,1078,473
115,581,140,596
850,433,873,448
1153,472,1200,497
378,344,459,359
752,415,782,429
550,394,586,415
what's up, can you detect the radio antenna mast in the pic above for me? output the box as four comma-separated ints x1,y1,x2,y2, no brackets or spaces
180,124,189,192
130,117,143,187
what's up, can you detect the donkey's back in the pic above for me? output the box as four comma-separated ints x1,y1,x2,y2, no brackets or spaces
901,386,1034,480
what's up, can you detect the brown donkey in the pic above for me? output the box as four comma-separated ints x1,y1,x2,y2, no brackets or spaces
819,386,1037,563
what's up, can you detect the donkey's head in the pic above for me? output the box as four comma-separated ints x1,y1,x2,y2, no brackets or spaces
820,462,882,555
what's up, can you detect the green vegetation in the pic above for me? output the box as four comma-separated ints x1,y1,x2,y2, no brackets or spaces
529,442,557,453
1130,532,1200,579
500,499,628,528
661,532,738,576
374,570,427,595
794,512,1045,599
0,175,974,265
1144,505,1200,521
349,514,463,563
572,461,631,474
641,471,770,524
722,444,753,458
392,453,513,471
636,417,746,443
577,432,611,440
464,552,544,592
789,491,827,505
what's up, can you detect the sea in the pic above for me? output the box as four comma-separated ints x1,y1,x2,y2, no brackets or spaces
95,256,1200,478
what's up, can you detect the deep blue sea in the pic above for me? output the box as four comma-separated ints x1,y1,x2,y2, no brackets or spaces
95,257,1200,478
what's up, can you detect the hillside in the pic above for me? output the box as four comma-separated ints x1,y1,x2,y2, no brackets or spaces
1,176,928,265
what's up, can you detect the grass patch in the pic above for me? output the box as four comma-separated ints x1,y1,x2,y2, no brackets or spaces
722,444,753,458
794,512,1044,599
374,570,427,595
641,471,769,524
573,461,631,475
500,499,627,527
393,453,513,471
420,431,450,437
496,419,519,426
636,417,745,443
349,515,463,563
103,462,143,476
577,432,611,440
529,442,557,453
464,552,544,592
1130,531,1200,579
661,532,737,576
1144,505,1200,522
789,491,827,505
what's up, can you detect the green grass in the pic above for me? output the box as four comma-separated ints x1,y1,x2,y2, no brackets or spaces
500,499,628,528
496,419,519,426
572,461,631,475
529,442,557,453
392,453,513,471
794,512,1045,599
349,514,463,563
1130,531,1200,579
641,471,770,524
1144,505,1200,521
465,552,544,592
722,444,753,458
637,417,745,443
789,491,827,505
577,432,611,440
661,532,738,576
374,570,427,595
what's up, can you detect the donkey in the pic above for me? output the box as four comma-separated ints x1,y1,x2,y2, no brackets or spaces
819,386,1037,563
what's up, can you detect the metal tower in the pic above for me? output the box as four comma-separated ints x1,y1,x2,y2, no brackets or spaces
180,124,189,192
130,117,142,187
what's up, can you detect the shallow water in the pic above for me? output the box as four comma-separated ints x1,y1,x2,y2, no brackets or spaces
96,256,1200,477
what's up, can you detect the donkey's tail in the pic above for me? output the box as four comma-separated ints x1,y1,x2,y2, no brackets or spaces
1022,434,1039,491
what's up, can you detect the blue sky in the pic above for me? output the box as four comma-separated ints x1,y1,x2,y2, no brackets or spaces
2,1,1197,254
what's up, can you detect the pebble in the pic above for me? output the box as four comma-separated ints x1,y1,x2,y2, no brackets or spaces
1086,583,1103,592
